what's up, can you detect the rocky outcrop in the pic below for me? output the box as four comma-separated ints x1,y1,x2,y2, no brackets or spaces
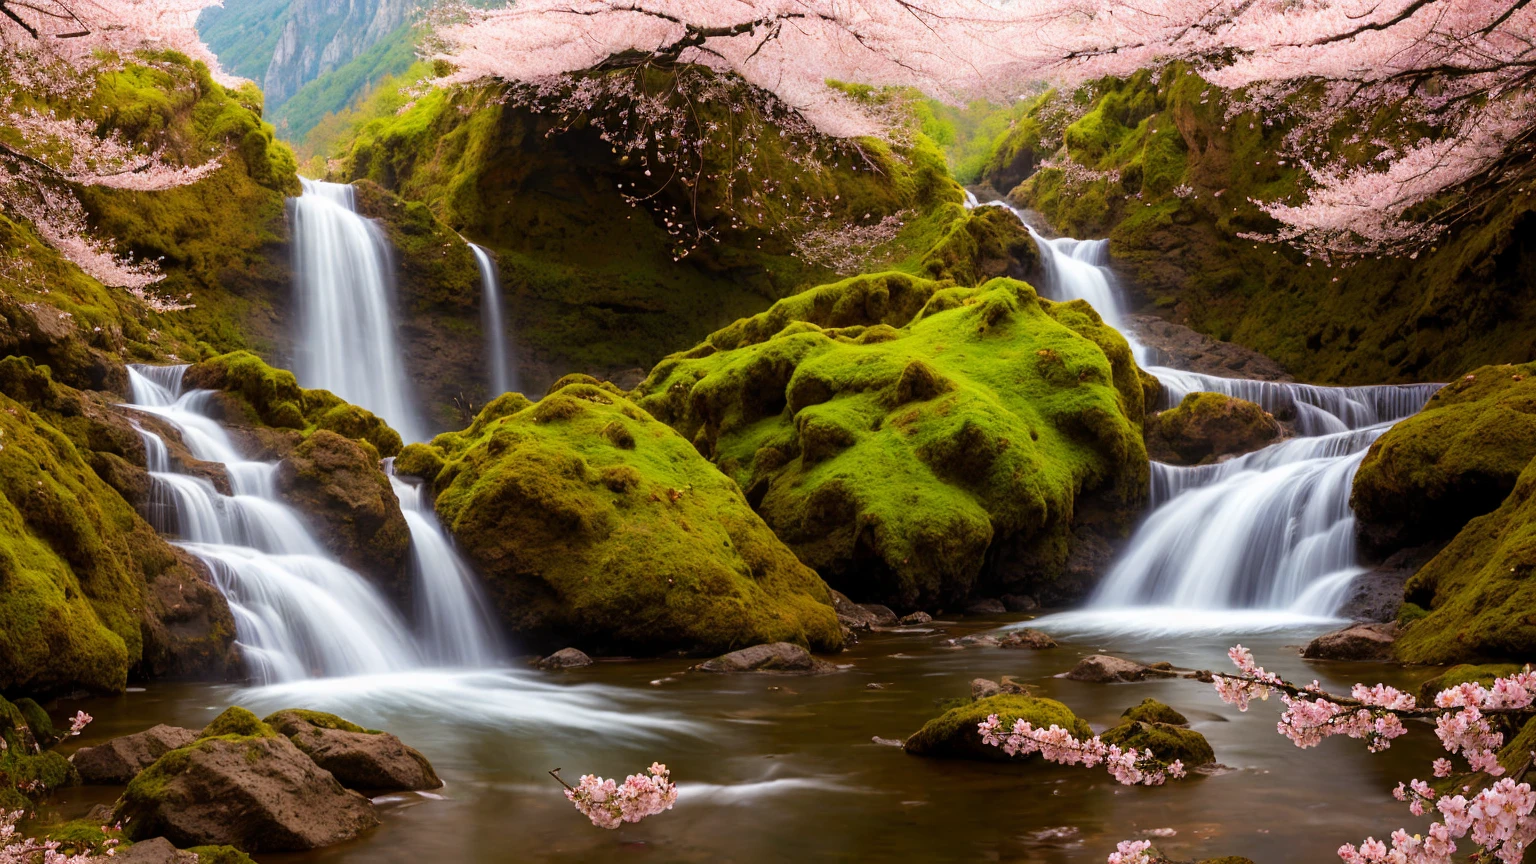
262,0,421,108
264,710,441,793
903,694,1091,761
72,725,198,785
1302,622,1398,661
635,274,1151,610
695,643,838,675
1127,315,1292,382
1145,392,1283,465
412,383,844,656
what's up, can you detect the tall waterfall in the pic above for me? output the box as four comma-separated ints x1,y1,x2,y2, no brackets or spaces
126,365,501,680
977,201,1439,632
469,243,519,397
291,178,424,442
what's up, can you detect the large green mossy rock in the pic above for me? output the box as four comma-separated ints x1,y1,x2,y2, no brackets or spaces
1146,391,1280,465
903,695,1091,761
1394,457,1536,664
1101,720,1215,767
407,380,843,655
635,274,1150,607
1354,363,1536,551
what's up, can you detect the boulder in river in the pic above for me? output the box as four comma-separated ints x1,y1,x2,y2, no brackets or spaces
899,611,934,626
1121,698,1189,726
999,628,1057,650
904,694,1091,761
536,647,594,670
1102,719,1214,768
1145,392,1282,465
1302,622,1398,661
695,642,838,674
965,598,1007,615
264,709,442,793
828,590,896,631
115,708,379,852
1001,594,1039,612
1062,655,1179,683
72,724,198,785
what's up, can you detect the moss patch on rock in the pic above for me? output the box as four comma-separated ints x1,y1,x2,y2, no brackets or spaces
408,379,843,655
1101,719,1215,767
199,707,278,740
1354,364,1536,550
1121,698,1189,726
635,273,1149,608
903,694,1091,761
1145,391,1281,465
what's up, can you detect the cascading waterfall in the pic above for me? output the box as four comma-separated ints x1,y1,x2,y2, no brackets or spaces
975,201,1440,633
291,178,424,442
125,365,501,680
469,243,520,398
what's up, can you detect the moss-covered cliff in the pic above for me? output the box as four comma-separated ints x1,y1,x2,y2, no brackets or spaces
986,69,1536,385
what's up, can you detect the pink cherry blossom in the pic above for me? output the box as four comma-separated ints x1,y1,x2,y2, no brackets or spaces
560,762,678,829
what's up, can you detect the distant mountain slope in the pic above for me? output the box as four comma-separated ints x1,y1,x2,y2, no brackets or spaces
269,21,418,140
198,0,293,82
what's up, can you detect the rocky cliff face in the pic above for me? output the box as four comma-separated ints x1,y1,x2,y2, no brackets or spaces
262,0,420,108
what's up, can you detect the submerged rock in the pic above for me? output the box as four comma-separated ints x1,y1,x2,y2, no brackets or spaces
1063,655,1179,683
695,642,837,675
536,648,594,670
412,381,844,656
264,709,441,793
1145,392,1282,466
1302,622,1398,661
999,628,1057,650
72,725,198,785
904,694,1090,761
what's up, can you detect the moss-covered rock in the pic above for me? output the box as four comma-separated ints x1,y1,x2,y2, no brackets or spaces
1145,391,1281,465
1415,664,1526,706
1101,719,1215,767
1394,458,1536,664
903,694,1091,761
409,381,843,655
635,273,1149,607
275,430,410,594
1354,364,1536,552
1121,698,1189,726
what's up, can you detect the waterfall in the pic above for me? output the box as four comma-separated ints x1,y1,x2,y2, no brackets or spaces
125,365,501,680
973,200,1440,633
291,178,424,442
469,243,519,397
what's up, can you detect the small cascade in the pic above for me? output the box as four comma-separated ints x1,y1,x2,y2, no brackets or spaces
125,365,502,681
388,463,505,666
469,243,519,397
290,178,424,442
1151,367,1442,435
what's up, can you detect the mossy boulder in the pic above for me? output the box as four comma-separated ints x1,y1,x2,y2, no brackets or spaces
274,430,410,594
635,273,1149,608
1101,719,1215,767
264,709,441,793
904,694,1091,761
410,381,844,655
1353,364,1536,552
1145,391,1281,465
1121,698,1189,726
1394,458,1536,664
1416,664,1526,706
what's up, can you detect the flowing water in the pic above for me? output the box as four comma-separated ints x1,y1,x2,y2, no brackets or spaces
469,243,520,398
291,178,424,443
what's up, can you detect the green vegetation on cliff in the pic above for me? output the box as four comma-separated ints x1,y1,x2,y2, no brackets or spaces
399,378,844,655
635,271,1150,608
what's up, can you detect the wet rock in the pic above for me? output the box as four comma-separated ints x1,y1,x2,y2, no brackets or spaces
965,598,1007,615
1302,622,1399,661
1102,720,1215,768
1062,655,1179,683
275,430,410,596
1126,315,1292,382
1336,545,1440,622
695,642,837,674
72,724,199,785
899,612,933,625
113,837,198,864
971,677,1030,699
115,731,379,851
862,604,899,627
950,634,1001,648
265,709,442,793
536,647,594,669
829,590,894,631
999,629,1056,650
1001,594,1039,612
1121,698,1189,726
904,694,1090,761
1145,392,1283,466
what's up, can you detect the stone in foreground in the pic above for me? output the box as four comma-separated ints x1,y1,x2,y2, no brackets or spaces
113,837,197,864
265,709,442,793
1062,654,1179,683
695,642,837,674
72,725,198,785
1302,622,1398,661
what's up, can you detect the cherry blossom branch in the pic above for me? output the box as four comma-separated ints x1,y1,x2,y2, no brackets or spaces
551,763,678,830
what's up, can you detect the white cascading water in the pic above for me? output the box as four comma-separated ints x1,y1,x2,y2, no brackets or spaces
125,364,503,679
469,243,520,398
976,201,1440,633
291,178,424,442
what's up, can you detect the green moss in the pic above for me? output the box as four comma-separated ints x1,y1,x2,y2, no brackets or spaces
1394,458,1536,664
1101,720,1215,767
263,708,379,735
1354,364,1536,543
1146,391,1281,465
199,707,276,739
634,274,1148,607
1121,698,1189,726
13,699,55,745
189,846,259,864
1416,664,1525,706
903,695,1091,760
394,442,447,481
36,818,123,856
420,382,844,655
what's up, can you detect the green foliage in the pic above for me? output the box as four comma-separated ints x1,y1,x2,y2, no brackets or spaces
635,271,1149,607
903,694,1091,760
271,23,421,141
412,379,844,655
918,97,1036,185
196,0,294,81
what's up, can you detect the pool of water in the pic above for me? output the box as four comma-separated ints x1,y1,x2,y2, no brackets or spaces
44,615,1447,863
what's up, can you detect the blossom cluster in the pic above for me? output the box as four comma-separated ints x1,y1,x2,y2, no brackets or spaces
977,715,1185,786
0,808,116,862
563,763,678,830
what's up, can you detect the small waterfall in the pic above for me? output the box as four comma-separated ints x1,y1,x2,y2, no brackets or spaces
125,365,501,681
1151,367,1442,435
291,178,424,442
469,243,519,397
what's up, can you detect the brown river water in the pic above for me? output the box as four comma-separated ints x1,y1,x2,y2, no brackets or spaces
41,614,1446,863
